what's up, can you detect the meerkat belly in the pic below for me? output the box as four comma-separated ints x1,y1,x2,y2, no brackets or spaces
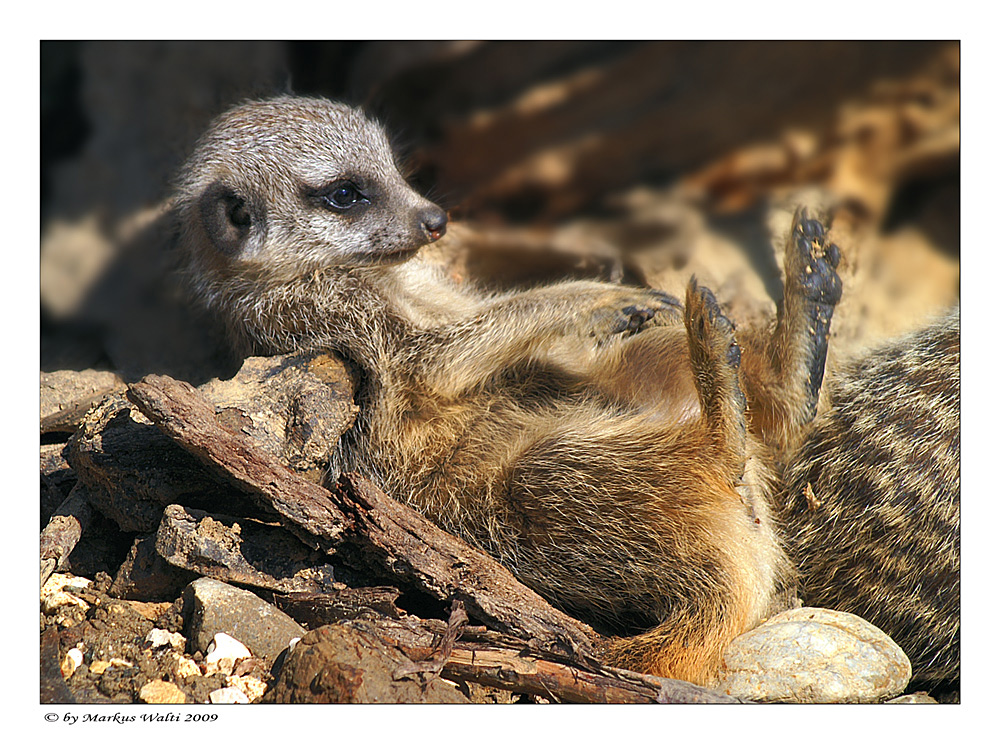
586,325,703,425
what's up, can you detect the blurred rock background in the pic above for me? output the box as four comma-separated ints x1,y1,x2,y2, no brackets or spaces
40,41,959,383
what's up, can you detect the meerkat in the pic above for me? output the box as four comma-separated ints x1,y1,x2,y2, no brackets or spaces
171,96,843,685
777,311,960,693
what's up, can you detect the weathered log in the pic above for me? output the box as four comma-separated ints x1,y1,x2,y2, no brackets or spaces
126,373,600,660
39,483,95,586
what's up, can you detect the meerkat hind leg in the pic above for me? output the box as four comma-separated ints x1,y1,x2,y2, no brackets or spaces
684,278,748,481
740,208,843,449
597,281,777,685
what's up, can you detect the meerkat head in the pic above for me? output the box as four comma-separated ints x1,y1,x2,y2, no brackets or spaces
173,96,447,283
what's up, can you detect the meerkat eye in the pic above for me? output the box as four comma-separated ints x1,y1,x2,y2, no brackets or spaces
320,181,369,210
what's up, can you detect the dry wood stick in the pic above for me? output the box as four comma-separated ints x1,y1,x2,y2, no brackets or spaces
39,483,95,586
345,612,736,704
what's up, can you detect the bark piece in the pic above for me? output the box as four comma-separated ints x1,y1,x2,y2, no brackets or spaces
274,586,404,628
40,626,76,704
109,534,199,602
155,504,347,594
67,392,261,532
342,613,736,704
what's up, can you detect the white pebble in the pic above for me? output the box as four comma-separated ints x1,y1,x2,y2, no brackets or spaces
145,628,186,651
41,573,92,614
209,686,250,704
61,647,84,678
204,632,252,675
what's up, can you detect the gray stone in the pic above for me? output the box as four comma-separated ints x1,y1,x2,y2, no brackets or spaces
714,607,911,703
182,578,305,664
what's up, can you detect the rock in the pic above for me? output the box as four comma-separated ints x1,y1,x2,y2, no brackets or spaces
139,680,187,704
209,687,250,704
266,624,469,704
154,504,348,595
62,647,84,678
183,578,305,664
715,607,911,703
174,656,202,679
226,675,268,703
204,633,252,676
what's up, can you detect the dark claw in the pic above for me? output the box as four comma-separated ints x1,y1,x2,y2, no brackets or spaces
726,340,742,368
800,219,825,239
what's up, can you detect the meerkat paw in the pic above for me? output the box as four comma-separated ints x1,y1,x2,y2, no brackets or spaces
787,209,843,307
589,288,682,341
685,278,747,469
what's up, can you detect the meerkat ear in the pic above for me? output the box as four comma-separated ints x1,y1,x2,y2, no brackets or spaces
197,181,262,256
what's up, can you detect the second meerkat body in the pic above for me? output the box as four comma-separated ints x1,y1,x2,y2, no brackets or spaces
173,96,844,684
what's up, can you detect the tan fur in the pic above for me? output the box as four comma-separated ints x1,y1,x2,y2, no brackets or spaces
172,96,842,685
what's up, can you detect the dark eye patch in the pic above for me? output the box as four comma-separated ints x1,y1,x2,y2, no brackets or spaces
304,179,371,212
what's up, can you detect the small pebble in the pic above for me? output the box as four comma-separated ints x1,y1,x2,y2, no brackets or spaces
209,687,250,704
146,628,186,651
227,674,268,703
61,647,83,678
89,660,111,675
139,680,187,704
204,632,252,675
175,656,202,679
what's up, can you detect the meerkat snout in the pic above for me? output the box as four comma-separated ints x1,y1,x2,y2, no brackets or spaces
417,204,448,242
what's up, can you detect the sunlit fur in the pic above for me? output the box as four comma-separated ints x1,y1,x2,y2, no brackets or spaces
173,97,844,685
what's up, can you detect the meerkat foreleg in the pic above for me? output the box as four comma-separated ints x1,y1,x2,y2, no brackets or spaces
404,282,681,400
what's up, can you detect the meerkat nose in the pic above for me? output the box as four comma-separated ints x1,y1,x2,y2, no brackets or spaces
418,205,448,242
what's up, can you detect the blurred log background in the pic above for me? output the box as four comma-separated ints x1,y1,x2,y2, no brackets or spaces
40,41,959,383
